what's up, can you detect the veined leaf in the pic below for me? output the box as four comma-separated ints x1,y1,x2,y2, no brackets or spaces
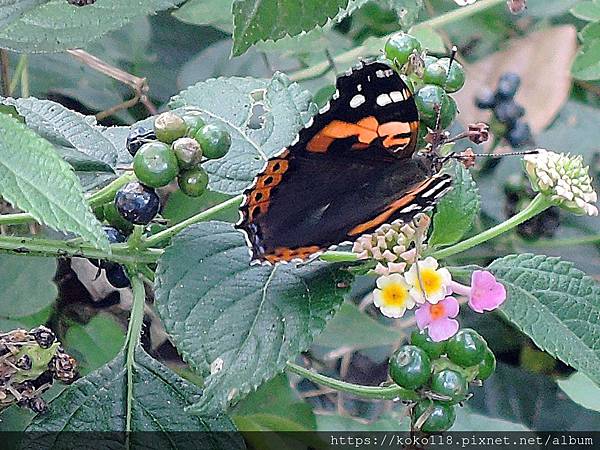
0,0,179,53
154,221,351,413
572,38,600,80
429,161,480,248
173,0,234,32
0,113,109,250
488,254,600,385
570,0,600,21
231,0,350,56
26,347,243,448
169,73,316,195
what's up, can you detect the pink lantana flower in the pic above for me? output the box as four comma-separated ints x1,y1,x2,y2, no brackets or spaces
450,270,506,313
415,296,460,342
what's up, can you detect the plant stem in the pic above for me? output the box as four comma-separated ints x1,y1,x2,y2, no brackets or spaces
141,194,243,248
0,173,135,226
320,250,358,263
0,235,161,264
20,54,28,98
431,194,552,260
8,54,26,96
289,0,505,82
286,362,419,401
125,271,146,433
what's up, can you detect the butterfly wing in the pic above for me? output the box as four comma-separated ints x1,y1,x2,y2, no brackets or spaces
236,61,451,264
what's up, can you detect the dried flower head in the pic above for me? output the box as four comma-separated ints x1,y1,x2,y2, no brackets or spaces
524,149,598,216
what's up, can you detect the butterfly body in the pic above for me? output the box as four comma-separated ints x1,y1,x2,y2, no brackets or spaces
236,60,453,264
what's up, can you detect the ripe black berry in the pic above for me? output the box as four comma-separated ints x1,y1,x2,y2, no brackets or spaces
506,120,531,148
496,72,521,99
126,127,157,157
90,227,126,268
475,88,496,110
494,99,525,125
105,264,131,288
114,182,160,225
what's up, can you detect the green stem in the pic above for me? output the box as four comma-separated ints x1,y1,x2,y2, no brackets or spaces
286,362,419,401
320,250,358,263
289,0,506,82
20,54,28,98
0,173,135,226
0,235,161,264
141,194,243,248
432,194,552,260
125,271,146,433
8,54,26,96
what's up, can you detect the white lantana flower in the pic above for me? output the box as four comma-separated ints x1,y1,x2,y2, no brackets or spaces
524,149,598,216
373,273,415,318
405,257,452,305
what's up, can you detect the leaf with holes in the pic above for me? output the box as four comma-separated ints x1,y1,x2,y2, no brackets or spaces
0,0,179,53
169,73,316,194
231,0,350,56
26,346,243,446
488,254,600,385
0,113,109,250
154,221,352,413
429,161,480,248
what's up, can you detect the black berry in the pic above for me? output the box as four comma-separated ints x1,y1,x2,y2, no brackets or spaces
496,72,521,99
105,264,131,288
90,227,126,268
475,88,496,109
506,120,531,148
114,182,160,225
126,127,157,157
493,99,525,125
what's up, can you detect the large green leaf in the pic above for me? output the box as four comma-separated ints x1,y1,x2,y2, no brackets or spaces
169,73,315,194
173,0,234,32
26,346,242,447
558,372,600,413
0,0,178,53
572,38,600,80
429,162,480,248
571,0,600,21
154,221,351,413
231,0,349,56
0,255,57,318
488,254,600,385
0,113,109,250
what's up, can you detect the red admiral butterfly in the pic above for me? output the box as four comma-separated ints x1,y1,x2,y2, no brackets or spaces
236,60,453,264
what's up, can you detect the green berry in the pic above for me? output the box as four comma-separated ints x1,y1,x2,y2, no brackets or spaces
195,124,232,159
133,141,180,188
384,32,422,66
415,84,457,129
389,345,432,390
446,328,488,368
423,58,447,87
178,167,209,197
172,137,203,169
438,57,466,93
180,109,205,136
154,111,187,144
430,369,468,404
477,347,496,381
103,202,133,234
413,399,456,433
411,330,446,359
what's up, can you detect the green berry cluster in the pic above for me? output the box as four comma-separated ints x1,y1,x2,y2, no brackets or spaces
0,326,77,414
384,32,465,137
388,329,495,433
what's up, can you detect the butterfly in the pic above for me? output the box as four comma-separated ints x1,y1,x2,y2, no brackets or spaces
236,60,453,265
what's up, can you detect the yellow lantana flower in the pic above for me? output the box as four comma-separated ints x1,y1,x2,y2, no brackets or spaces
373,273,415,318
405,257,452,304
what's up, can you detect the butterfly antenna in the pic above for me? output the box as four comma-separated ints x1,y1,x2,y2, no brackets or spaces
442,46,458,92
440,149,539,165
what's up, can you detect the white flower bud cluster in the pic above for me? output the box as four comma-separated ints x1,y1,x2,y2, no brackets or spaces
524,149,598,216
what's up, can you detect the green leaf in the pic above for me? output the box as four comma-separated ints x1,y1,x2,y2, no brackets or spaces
231,0,349,56
1,97,123,169
571,1,600,21
572,38,600,80
154,221,351,413
63,314,125,376
409,23,446,54
314,301,402,349
488,254,600,386
451,408,530,431
173,0,234,32
0,0,178,53
169,73,316,194
558,372,600,412
0,255,57,318
429,162,480,248
580,21,600,42
379,0,424,28
0,113,109,250
26,346,243,445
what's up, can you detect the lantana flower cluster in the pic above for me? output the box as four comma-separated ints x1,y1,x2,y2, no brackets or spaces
353,219,506,342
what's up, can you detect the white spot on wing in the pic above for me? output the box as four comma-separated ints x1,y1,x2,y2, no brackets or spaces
357,84,362,92
376,93,392,107
400,204,422,213
390,91,404,102
350,94,366,108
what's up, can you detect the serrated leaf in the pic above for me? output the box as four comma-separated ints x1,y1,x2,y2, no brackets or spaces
0,0,178,53
557,372,600,412
572,38,600,80
0,113,109,250
571,1,600,21
488,254,600,386
2,97,122,169
173,0,234,32
231,0,349,56
0,255,57,318
26,347,243,447
169,73,315,194
154,221,352,413
429,162,480,248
